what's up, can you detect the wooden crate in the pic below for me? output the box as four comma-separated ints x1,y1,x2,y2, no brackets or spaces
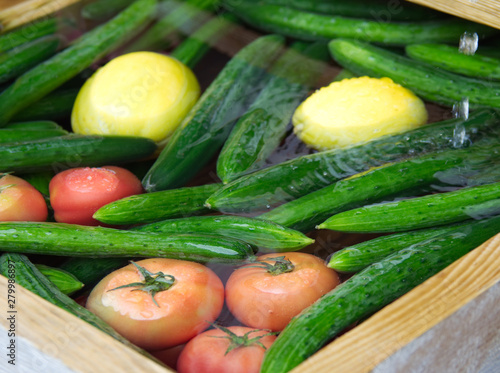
1,1,500,372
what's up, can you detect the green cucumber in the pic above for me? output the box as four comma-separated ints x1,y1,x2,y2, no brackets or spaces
319,180,500,233
216,41,328,183
22,170,55,196
206,109,500,213
0,134,157,174
35,264,84,295
124,0,217,53
132,215,314,252
0,127,68,143
251,0,443,21
329,38,500,109
142,34,285,192
0,35,62,84
94,183,220,225
0,18,58,53
4,120,63,130
222,2,495,46
327,221,473,273
259,141,500,232
405,43,500,81
0,0,157,126
170,13,237,69
10,88,78,122
261,214,500,373
81,0,136,21
59,257,130,287
0,253,155,359
0,222,255,263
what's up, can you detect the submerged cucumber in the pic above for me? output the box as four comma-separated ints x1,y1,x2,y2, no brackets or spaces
59,257,130,287
0,35,62,84
81,0,136,21
142,35,285,192
0,127,68,143
259,141,500,232
35,264,84,295
405,43,500,81
261,214,500,373
132,215,314,252
0,222,255,263
0,134,157,174
319,180,500,233
0,18,58,53
216,41,328,183
206,109,500,213
94,183,221,225
327,221,472,273
0,0,157,126
329,38,500,109
223,2,495,45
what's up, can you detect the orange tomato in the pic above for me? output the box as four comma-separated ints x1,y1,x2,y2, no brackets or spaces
86,258,224,350
0,174,48,221
225,252,341,331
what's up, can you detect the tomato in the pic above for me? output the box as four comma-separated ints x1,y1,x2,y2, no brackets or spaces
176,325,277,373
225,252,341,331
86,258,224,350
0,174,48,221
49,166,143,225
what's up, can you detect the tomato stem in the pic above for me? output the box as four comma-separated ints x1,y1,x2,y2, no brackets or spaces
243,255,295,275
107,261,175,307
208,322,277,355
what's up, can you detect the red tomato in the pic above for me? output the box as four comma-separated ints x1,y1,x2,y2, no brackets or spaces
49,166,142,225
0,174,48,221
86,258,224,350
225,252,341,331
177,326,276,373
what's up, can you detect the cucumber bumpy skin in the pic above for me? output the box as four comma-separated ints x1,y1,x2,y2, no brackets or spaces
261,214,500,373
319,180,500,233
0,222,255,264
206,109,500,213
329,38,500,109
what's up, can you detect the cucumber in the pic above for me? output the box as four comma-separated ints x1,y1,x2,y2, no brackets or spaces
132,215,314,252
328,38,500,109
327,221,473,273
0,134,157,174
4,120,63,130
0,127,68,143
259,141,500,232
216,41,328,184
22,170,55,196
260,214,500,373
0,18,58,53
0,222,255,263
0,253,155,359
0,35,62,84
10,88,78,122
250,0,443,21
124,0,217,53
81,0,136,21
205,109,500,213
59,257,130,287
319,180,500,233
222,2,495,46
35,264,84,295
170,13,237,69
0,0,157,126
94,183,220,225
142,34,285,192
405,43,500,81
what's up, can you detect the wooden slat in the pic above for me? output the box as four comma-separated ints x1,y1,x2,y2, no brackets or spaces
407,0,500,30
292,233,500,373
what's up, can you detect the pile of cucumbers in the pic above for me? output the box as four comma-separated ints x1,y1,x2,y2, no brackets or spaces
1,0,500,372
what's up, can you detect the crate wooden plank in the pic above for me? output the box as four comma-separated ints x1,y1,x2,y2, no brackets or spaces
407,0,500,29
